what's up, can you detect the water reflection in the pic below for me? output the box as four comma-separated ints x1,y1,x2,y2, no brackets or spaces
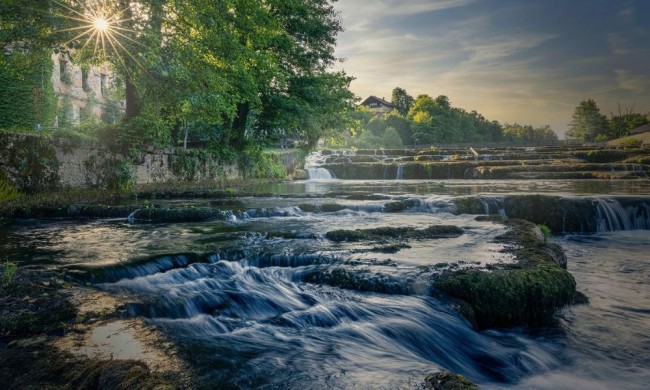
247,179,650,196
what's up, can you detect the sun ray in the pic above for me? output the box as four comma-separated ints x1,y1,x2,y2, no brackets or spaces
63,28,96,48
100,31,107,60
109,29,147,47
107,33,149,73
93,30,102,58
54,24,95,33
78,29,98,53
52,0,92,21
50,0,153,80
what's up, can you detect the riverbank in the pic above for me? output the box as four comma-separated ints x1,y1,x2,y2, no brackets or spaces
0,265,192,389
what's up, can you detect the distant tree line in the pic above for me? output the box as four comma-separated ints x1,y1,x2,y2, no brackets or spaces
566,99,649,143
345,87,559,148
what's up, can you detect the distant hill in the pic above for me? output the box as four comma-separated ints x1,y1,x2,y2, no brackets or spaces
608,131,650,146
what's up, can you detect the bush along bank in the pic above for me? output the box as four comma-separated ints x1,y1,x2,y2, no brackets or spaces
435,217,579,330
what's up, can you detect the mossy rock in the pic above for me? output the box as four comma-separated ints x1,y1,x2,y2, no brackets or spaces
131,207,227,222
0,132,59,193
325,225,463,242
384,201,406,212
304,268,408,294
575,150,630,163
70,253,206,284
298,203,347,213
435,219,577,329
423,371,479,390
67,359,171,390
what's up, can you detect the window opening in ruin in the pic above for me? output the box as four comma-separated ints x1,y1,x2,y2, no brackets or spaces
101,74,107,96
82,68,90,92
59,60,67,82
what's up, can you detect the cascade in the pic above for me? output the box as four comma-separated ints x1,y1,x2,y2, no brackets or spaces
396,164,405,180
595,197,650,232
304,151,335,180
479,196,506,217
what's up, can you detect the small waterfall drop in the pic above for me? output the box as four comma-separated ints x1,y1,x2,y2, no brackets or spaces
595,198,650,232
479,196,507,217
304,151,335,180
396,164,405,180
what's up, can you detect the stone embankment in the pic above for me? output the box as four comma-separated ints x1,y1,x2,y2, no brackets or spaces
0,131,242,192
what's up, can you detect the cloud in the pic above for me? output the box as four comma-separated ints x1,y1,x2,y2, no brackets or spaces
337,0,477,32
615,70,649,94
333,0,650,137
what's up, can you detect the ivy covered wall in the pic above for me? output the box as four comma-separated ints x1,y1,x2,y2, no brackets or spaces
0,50,57,129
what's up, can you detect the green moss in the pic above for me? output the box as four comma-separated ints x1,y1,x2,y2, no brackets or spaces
453,197,485,215
369,243,411,253
326,225,463,242
320,203,347,212
577,150,629,163
436,219,577,329
131,207,226,223
67,359,172,390
0,49,57,129
304,268,406,294
538,224,552,241
384,201,406,212
0,171,20,202
423,371,479,390
169,149,211,181
84,156,135,191
1,260,17,286
0,131,59,193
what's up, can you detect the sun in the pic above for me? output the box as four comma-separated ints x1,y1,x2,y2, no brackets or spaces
93,17,109,32
52,0,144,68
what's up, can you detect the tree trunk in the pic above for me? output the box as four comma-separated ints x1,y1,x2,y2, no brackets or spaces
232,102,250,149
183,121,189,150
125,78,140,120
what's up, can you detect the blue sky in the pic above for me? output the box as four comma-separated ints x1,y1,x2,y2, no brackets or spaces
333,0,650,137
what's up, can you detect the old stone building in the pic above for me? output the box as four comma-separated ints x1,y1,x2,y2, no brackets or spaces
51,53,124,125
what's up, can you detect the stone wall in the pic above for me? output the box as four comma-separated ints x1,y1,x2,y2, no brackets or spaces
0,132,240,192
52,53,125,124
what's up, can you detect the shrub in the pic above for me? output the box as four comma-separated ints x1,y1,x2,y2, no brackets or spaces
619,137,642,149
2,260,17,287
538,224,552,241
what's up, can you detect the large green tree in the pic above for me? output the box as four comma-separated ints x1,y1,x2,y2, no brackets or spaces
566,99,608,142
607,105,648,140
391,87,414,116
1,0,353,150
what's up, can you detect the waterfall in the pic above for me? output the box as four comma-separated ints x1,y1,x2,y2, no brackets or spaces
304,151,335,180
396,164,405,180
307,168,334,180
595,198,650,232
479,196,507,217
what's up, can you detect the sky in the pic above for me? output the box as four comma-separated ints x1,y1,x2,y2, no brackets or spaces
332,0,650,138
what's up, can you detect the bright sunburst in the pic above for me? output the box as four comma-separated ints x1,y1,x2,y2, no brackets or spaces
93,17,109,32
52,0,144,70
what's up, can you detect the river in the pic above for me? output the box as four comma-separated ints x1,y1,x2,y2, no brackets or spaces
1,153,649,389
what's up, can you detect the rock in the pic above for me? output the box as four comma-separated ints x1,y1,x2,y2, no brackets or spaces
12,335,48,348
325,225,463,242
423,371,480,390
293,169,309,180
435,219,577,329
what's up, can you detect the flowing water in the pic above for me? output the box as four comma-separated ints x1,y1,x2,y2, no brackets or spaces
1,154,649,389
